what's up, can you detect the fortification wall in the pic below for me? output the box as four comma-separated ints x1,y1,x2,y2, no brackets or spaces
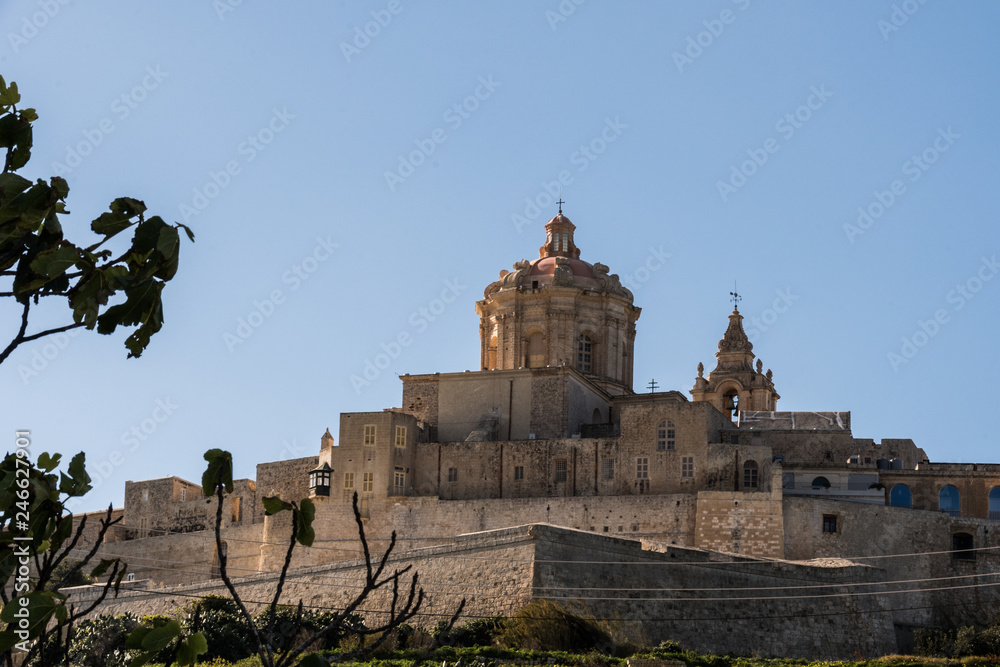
70,524,896,660
259,493,700,571
68,525,539,629
533,524,895,660
783,497,1000,639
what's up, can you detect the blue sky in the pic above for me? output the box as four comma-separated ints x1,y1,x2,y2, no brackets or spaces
2,1,998,513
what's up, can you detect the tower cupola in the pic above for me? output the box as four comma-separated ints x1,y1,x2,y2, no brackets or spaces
476,207,641,394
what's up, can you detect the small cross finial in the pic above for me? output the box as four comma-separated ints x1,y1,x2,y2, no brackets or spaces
647,378,659,393
556,198,565,214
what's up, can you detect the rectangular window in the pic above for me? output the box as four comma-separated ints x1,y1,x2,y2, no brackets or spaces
602,458,615,480
554,459,568,483
139,517,148,539
681,456,694,478
344,472,355,489
180,488,186,502
395,425,406,448
636,457,649,480
142,489,149,501
362,472,374,493
363,425,376,446
514,466,524,481
448,467,458,483
823,515,837,533
231,496,241,523
393,467,406,494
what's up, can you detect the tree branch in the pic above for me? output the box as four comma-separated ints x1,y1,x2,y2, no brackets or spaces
213,481,272,666
20,320,85,344
0,300,30,365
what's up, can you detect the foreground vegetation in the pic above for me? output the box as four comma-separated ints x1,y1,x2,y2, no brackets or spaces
30,598,1000,667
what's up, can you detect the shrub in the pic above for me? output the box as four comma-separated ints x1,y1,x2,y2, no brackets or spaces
497,600,611,652
433,616,507,647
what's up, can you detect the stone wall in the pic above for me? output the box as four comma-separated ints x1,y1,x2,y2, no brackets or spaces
694,481,784,557
72,524,896,660
255,456,316,519
783,496,1000,640
532,525,895,660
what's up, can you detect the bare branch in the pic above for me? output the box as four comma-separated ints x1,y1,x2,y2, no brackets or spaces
213,480,272,666
20,320,86,344
0,300,30,365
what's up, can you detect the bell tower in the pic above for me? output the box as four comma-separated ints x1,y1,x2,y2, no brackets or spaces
475,208,641,395
691,299,779,420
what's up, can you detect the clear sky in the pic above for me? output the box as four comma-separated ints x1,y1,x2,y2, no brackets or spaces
2,2,998,514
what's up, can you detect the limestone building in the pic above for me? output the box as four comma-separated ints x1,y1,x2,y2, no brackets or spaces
83,210,1000,658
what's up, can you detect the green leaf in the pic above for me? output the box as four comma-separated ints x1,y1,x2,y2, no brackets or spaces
58,452,91,497
131,216,166,255
90,558,116,580
28,243,78,278
126,626,152,650
297,497,316,547
91,197,145,237
140,619,182,652
176,222,195,242
0,592,60,638
36,452,60,472
0,629,20,655
175,631,208,665
0,172,32,201
202,449,233,496
96,279,164,356
262,495,292,516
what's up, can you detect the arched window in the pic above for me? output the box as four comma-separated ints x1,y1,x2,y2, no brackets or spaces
577,334,592,373
592,408,602,424
987,486,1000,520
952,532,975,560
939,485,960,517
743,460,759,489
656,420,675,451
811,476,831,489
889,484,912,508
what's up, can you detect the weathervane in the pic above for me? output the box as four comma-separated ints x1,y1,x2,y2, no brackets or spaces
730,282,741,310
